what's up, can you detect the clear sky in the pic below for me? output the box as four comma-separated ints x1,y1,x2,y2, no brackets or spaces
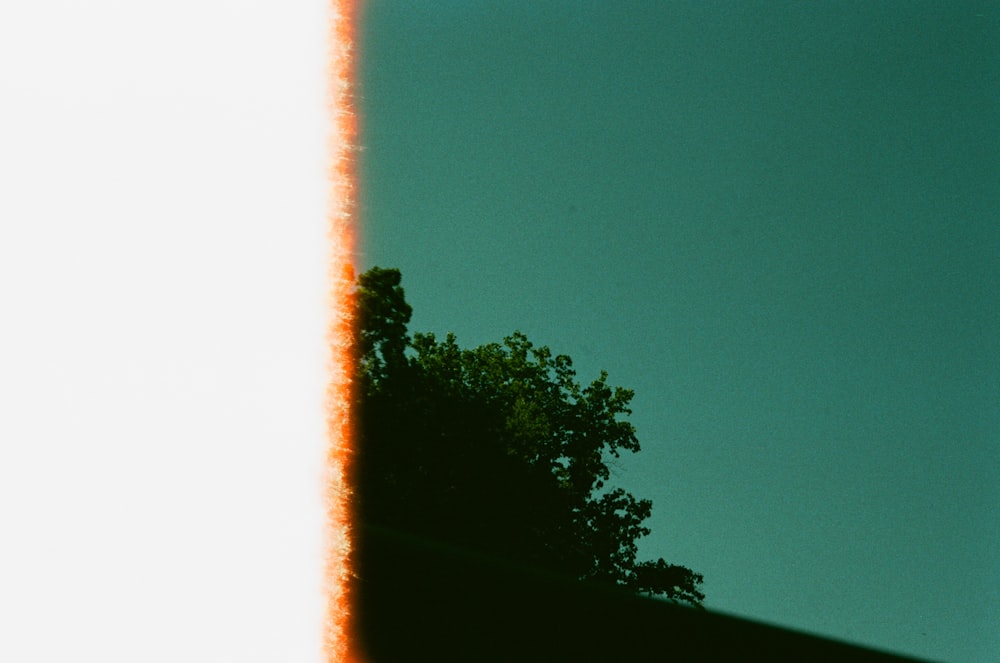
1,1,330,661
356,2,999,662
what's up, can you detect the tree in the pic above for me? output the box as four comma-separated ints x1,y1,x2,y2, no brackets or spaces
350,266,704,607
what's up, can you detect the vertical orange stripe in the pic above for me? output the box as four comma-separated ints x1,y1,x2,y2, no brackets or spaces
325,1,360,661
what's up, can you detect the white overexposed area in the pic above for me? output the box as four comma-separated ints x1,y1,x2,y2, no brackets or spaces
0,2,331,661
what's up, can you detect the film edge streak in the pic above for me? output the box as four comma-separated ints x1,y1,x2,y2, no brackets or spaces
324,1,360,661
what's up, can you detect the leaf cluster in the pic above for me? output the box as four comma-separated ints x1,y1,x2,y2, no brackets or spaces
351,267,704,606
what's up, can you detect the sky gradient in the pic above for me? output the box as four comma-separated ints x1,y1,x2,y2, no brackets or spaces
356,3,999,661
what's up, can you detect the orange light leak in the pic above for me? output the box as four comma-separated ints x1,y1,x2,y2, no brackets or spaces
324,1,361,662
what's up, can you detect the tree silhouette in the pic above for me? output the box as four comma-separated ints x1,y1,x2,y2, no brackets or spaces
350,266,704,608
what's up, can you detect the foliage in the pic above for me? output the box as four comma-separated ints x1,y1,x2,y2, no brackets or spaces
351,266,704,607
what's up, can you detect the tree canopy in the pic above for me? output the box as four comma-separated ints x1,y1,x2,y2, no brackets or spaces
350,266,704,607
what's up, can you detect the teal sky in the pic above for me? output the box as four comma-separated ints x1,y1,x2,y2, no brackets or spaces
356,3,998,661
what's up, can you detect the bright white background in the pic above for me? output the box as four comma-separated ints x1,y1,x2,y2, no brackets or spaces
0,2,331,661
